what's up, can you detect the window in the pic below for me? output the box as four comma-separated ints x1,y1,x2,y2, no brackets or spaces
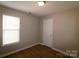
2,15,20,46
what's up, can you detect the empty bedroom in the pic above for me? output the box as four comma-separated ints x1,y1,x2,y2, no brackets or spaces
0,1,79,58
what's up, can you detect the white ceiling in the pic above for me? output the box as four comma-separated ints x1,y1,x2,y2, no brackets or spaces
0,1,79,17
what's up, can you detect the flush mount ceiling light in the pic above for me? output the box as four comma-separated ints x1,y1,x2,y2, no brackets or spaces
37,1,46,6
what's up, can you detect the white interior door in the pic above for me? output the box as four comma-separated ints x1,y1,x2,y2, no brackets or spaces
43,19,53,47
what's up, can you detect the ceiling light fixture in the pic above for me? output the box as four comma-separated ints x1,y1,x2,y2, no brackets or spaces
37,1,46,6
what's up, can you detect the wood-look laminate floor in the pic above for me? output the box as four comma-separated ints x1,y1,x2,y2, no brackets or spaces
4,44,71,58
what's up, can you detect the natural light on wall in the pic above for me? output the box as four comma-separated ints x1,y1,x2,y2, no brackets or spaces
2,15,20,46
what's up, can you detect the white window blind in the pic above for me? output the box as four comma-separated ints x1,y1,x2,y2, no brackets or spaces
2,15,20,46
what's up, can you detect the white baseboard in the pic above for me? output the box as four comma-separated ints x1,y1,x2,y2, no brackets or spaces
39,43,70,57
0,42,40,58
40,43,79,57
52,48,68,55
0,42,77,58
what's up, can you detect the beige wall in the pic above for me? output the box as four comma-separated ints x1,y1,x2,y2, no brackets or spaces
53,9,78,50
0,6,41,55
0,5,79,57
41,8,79,56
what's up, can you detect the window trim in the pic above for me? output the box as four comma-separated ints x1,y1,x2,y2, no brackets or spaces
2,14,20,46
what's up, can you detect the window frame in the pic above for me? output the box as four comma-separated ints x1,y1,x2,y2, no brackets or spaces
2,14,20,46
